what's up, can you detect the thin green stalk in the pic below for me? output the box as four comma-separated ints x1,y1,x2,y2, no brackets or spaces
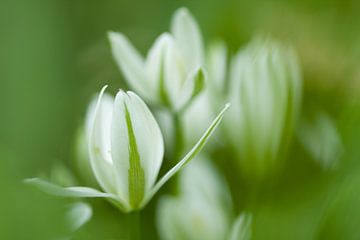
173,112,185,162
127,211,141,240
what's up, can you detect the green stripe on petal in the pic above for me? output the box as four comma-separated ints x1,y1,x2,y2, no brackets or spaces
125,103,145,209
159,43,171,107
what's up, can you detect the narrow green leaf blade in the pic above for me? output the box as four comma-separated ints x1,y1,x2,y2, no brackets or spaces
142,103,230,206
25,178,117,199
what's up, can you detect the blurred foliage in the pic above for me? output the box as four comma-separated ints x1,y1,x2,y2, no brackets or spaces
1,0,360,239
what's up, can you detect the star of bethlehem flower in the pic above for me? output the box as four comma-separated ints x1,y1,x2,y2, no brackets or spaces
26,86,230,212
108,7,205,112
157,157,252,240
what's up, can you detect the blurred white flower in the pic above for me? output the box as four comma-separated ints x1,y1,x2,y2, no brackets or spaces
26,86,229,212
298,111,343,169
182,41,228,147
206,41,228,109
66,202,92,232
74,95,110,187
157,157,251,240
224,38,302,180
109,7,205,111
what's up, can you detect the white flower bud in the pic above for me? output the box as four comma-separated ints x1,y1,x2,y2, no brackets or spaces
26,86,230,213
224,38,302,180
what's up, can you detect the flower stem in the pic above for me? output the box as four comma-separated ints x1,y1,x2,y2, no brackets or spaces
173,112,184,161
127,211,141,240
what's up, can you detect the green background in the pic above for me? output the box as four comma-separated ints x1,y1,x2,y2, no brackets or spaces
1,0,360,239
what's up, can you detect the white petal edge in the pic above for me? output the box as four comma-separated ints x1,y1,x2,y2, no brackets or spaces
163,38,185,109
89,86,123,200
145,33,173,103
141,103,231,207
207,41,227,93
110,90,132,204
156,196,182,240
66,202,93,232
171,7,204,70
108,32,149,99
24,178,117,199
228,213,252,240
25,178,129,212
176,67,206,111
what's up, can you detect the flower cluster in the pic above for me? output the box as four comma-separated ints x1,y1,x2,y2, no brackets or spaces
25,6,344,240
26,7,229,214
109,8,205,112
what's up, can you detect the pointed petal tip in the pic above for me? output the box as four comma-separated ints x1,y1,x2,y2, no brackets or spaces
23,178,36,184
158,32,172,39
115,89,128,101
107,30,114,37
175,7,190,17
107,31,118,41
108,31,128,44
172,7,194,26
108,31,119,38
157,32,174,46
101,84,108,91
98,85,108,98
117,89,140,100
125,90,137,98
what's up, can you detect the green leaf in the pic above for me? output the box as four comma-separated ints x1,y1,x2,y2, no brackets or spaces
142,103,230,207
24,178,128,212
25,178,116,198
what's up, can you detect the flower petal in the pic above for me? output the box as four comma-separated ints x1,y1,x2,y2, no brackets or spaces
108,32,149,98
228,213,252,240
177,67,206,111
89,86,124,202
145,33,172,104
157,194,230,240
25,178,128,212
66,202,92,232
163,39,186,109
297,111,343,169
24,178,117,199
171,7,204,71
111,90,164,209
86,92,114,163
143,103,230,206
182,92,215,147
207,41,227,96
180,156,232,207
156,196,183,240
